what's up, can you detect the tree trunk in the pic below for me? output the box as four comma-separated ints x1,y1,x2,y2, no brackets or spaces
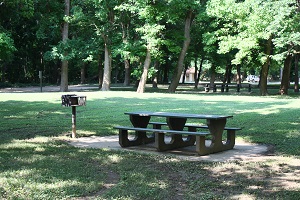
123,59,130,86
114,68,119,84
209,66,216,89
163,58,169,83
193,56,198,88
294,54,299,92
152,60,159,88
196,56,204,85
122,22,131,86
98,56,103,89
80,63,87,84
260,37,272,96
101,35,112,91
101,8,114,91
237,65,241,84
260,62,269,96
227,65,232,83
280,54,292,95
137,46,151,93
168,10,193,93
182,68,187,83
60,0,70,92
223,64,230,83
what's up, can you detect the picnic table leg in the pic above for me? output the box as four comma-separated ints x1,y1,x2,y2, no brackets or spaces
224,129,235,149
167,117,195,145
125,115,155,145
155,132,167,151
166,117,186,131
195,135,210,156
129,115,151,128
154,117,195,151
154,132,196,151
208,118,226,153
195,118,234,155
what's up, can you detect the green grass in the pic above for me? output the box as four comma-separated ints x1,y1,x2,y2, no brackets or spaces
0,89,299,199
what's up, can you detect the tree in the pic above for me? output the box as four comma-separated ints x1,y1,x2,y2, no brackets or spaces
0,0,38,83
206,0,297,95
0,32,16,82
118,0,165,93
168,9,194,93
101,33,112,91
280,54,292,94
60,0,70,92
137,46,151,93
189,5,208,89
2,0,300,96
136,21,164,93
70,0,120,91
114,4,134,86
271,0,300,94
295,55,299,92
167,0,203,93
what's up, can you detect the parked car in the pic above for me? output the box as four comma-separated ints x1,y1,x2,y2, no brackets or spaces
246,75,260,82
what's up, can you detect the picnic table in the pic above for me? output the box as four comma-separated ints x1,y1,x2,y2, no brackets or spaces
204,83,252,92
114,111,241,156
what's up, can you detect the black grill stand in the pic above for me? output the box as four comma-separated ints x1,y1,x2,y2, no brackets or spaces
61,94,86,138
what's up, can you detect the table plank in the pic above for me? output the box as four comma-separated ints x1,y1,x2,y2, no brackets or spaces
125,111,233,119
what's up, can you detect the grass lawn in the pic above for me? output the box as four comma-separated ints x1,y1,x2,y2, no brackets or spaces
0,86,299,199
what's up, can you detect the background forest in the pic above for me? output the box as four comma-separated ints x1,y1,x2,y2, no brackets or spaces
0,0,300,95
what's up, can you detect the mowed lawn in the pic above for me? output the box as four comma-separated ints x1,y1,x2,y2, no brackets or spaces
0,90,299,199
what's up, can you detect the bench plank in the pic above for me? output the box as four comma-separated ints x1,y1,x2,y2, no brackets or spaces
114,126,210,136
148,122,241,131
148,122,240,155
114,126,211,152
114,123,239,156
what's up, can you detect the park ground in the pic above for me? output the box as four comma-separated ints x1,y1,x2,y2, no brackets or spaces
0,84,299,199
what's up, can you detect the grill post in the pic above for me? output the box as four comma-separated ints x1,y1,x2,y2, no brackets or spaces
72,106,76,138
61,94,86,138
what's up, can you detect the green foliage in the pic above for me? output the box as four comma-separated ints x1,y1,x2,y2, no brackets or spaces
1,0,299,91
0,32,16,62
271,0,300,60
203,0,300,87
1,0,35,19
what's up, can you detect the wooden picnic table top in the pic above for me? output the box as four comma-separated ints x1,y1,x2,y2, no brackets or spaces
124,111,233,120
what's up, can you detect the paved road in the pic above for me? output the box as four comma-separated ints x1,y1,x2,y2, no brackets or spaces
0,84,99,93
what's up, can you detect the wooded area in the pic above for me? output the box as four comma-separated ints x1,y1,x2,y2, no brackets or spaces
0,0,299,95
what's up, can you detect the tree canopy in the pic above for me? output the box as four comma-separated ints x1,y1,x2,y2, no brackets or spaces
0,0,299,95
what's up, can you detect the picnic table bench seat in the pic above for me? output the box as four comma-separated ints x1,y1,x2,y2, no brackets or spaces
114,126,211,153
148,122,241,154
148,122,241,131
114,126,210,136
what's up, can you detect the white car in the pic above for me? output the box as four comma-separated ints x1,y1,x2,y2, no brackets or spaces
247,75,260,82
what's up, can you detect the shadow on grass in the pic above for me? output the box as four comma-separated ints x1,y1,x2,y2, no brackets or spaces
0,139,298,199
